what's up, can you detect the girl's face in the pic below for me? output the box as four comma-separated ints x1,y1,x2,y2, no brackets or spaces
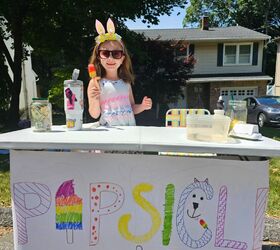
98,41,125,73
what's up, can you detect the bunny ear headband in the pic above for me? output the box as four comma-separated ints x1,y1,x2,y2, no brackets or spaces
95,18,122,45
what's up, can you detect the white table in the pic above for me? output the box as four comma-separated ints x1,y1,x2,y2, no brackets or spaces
1,124,279,156
0,125,279,250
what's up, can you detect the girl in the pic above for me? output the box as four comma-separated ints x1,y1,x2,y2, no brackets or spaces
88,18,152,126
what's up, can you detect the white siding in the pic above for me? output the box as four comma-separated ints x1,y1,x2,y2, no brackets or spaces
193,42,263,74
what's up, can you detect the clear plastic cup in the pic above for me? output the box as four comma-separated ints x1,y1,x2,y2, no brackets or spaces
225,100,247,130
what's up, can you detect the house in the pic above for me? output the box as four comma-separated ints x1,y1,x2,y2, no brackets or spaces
1,17,38,118
134,18,272,112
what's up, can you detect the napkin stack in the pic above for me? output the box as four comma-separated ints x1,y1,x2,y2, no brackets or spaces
230,124,262,140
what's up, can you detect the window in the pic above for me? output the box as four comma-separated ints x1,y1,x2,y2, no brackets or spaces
239,45,251,63
247,98,257,108
224,45,236,64
221,90,228,96
247,89,254,95
238,90,245,96
223,43,253,65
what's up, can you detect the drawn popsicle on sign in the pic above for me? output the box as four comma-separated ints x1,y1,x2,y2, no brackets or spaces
55,179,83,244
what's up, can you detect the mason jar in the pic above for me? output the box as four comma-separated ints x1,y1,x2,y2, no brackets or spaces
30,98,52,132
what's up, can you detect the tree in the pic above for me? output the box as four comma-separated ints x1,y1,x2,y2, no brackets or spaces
183,0,280,77
0,0,187,129
183,0,280,36
183,0,237,27
131,36,195,120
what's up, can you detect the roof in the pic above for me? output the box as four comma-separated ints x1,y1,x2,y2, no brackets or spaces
133,26,270,42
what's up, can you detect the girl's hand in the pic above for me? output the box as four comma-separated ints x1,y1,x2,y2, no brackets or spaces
88,77,101,100
141,96,152,110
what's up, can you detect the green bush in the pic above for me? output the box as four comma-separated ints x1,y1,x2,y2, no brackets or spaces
48,68,72,110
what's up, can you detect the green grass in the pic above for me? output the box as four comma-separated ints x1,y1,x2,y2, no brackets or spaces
262,127,280,217
0,155,11,207
267,157,280,217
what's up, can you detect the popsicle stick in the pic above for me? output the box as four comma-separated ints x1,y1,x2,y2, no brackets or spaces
66,229,74,244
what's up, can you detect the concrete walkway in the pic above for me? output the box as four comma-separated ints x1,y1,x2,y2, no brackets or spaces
0,233,13,250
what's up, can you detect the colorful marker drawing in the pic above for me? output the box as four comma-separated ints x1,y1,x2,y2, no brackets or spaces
176,178,213,248
13,182,51,245
55,180,83,244
119,183,161,244
162,184,175,246
253,188,268,250
90,182,124,246
215,185,247,250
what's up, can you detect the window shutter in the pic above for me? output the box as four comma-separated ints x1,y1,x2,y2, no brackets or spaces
252,42,258,65
217,43,223,66
189,44,195,55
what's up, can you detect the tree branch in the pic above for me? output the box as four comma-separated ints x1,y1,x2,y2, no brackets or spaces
0,61,13,88
0,33,15,74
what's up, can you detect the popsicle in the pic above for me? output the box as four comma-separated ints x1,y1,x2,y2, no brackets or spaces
88,64,96,78
199,219,208,229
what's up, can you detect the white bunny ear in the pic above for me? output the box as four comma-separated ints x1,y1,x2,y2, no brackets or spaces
106,18,115,34
95,19,105,35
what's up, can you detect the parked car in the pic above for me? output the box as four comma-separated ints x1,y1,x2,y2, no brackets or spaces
244,96,280,127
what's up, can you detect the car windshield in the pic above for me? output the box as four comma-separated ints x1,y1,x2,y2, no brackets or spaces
257,97,280,105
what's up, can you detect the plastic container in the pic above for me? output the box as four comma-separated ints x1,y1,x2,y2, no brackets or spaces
30,98,52,132
64,69,84,131
186,111,231,143
225,100,247,130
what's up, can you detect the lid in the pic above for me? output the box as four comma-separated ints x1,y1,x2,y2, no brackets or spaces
32,97,48,101
64,79,83,86
214,109,225,115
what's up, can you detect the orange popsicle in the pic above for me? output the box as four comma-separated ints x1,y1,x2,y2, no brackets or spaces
88,64,96,78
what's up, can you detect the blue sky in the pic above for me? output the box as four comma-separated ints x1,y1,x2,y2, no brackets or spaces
125,6,187,29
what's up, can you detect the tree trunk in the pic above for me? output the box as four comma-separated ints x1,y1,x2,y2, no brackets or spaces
7,13,23,129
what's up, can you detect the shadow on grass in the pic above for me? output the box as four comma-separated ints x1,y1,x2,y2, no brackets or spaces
260,127,280,140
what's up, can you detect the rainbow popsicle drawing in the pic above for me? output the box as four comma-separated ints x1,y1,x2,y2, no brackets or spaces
56,180,83,244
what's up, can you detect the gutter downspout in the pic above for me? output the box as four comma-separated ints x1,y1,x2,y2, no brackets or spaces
274,38,280,96
22,61,29,119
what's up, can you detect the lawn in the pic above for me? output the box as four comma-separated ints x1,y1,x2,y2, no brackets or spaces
0,155,10,207
268,157,280,217
0,126,279,217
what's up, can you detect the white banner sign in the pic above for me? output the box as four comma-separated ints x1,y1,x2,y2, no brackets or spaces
10,150,268,250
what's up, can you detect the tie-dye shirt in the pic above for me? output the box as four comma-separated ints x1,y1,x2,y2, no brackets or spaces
99,78,136,126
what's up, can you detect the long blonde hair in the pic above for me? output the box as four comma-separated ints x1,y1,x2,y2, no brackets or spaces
89,41,135,84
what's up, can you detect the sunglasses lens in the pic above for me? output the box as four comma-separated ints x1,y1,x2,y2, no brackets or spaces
112,51,123,59
98,50,123,59
99,50,110,59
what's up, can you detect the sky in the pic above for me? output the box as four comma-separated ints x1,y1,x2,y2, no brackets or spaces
125,6,187,30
